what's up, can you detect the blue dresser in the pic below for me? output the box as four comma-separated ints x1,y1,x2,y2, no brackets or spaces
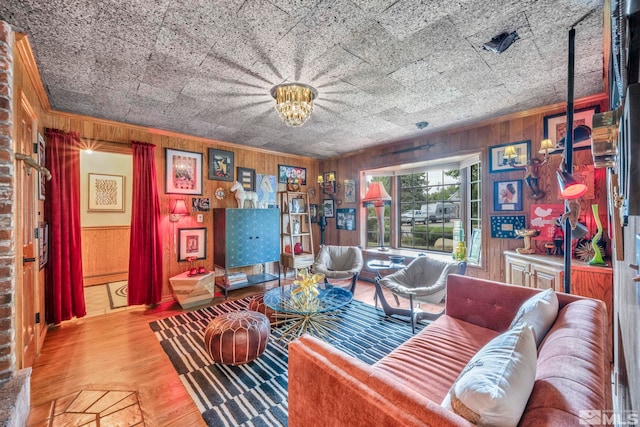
213,208,280,297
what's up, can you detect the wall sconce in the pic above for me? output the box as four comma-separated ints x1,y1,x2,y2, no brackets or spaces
538,139,555,160
319,171,337,194
170,199,189,222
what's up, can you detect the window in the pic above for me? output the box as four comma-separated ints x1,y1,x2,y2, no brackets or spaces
364,154,481,257
399,169,461,251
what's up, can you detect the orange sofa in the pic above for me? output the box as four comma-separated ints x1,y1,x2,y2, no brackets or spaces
288,275,611,426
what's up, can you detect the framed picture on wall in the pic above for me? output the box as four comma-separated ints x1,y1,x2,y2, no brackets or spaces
543,105,600,150
178,228,207,261
490,215,527,239
38,222,48,270
322,199,335,218
37,132,46,200
278,164,307,185
165,148,203,195
488,140,531,173
208,148,234,181
309,204,318,223
344,179,356,203
467,228,481,265
88,173,126,212
237,167,256,191
336,208,356,230
493,180,523,211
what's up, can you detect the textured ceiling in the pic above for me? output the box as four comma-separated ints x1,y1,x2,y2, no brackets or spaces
1,0,604,158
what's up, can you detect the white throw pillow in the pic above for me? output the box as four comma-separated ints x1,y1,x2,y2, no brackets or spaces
510,288,559,347
442,324,537,427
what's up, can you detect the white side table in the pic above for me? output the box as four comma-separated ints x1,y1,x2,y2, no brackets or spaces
169,271,216,309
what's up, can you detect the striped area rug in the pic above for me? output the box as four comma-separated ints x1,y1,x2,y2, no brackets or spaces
149,297,423,426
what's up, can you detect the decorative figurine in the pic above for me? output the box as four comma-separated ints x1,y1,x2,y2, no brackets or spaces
515,229,541,254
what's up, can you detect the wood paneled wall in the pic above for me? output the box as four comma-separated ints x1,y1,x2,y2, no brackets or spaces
81,226,130,286
319,94,609,283
43,111,320,300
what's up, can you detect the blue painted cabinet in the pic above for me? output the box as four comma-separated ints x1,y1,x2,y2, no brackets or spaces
213,208,280,268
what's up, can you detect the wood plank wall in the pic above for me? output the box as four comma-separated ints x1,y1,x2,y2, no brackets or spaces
318,94,609,283
43,111,320,300
81,226,130,286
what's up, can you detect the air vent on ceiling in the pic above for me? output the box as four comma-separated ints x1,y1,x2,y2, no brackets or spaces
482,31,519,54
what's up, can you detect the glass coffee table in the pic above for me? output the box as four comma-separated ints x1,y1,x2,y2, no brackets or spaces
264,284,353,343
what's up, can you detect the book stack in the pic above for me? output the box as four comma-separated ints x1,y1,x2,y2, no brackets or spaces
225,272,248,286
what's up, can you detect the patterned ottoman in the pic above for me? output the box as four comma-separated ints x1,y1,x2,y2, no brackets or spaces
204,310,270,365
248,293,277,323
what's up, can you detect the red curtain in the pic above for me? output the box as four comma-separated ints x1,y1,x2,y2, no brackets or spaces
44,128,86,324
128,141,163,305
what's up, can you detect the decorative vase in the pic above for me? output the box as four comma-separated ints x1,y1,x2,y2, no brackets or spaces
588,204,606,265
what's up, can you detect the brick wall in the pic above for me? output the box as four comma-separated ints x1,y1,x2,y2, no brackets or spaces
0,20,15,382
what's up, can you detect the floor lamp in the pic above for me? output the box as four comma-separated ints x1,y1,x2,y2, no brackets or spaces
363,182,392,251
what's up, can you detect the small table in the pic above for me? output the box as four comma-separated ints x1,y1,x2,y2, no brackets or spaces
366,259,405,309
169,271,216,309
264,284,352,342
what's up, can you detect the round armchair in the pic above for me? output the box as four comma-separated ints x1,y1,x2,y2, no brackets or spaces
312,245,364,293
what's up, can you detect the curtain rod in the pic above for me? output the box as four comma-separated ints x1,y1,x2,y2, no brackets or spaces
81,137,132,147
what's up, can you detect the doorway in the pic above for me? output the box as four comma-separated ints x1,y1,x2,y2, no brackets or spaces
79,150,133,316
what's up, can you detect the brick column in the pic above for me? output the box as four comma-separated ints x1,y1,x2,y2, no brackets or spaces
0,20,15,382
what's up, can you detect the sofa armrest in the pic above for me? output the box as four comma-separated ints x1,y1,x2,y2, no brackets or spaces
288,335,472,427
444,274,580,332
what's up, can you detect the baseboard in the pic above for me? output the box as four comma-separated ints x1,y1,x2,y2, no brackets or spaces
83,272,128,287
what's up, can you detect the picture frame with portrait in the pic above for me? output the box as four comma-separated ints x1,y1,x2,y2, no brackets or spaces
178,227,207,261
493,180,523,211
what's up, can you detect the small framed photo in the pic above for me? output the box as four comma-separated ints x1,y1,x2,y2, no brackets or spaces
208,148,234,181
490,215,527,239
322,199,335,218
344,179,356,203
278,164,307,185
336,208,356,230
322,171,337,194
290,197,306,213
237,167,256,191
191,197,210,212
178,227,207,261
309,204,318,223
493,180,523,211
165,148,203,194
543,105,599,150
38,222,48,270
489,140,531,173
467,228,481,265
37,132,46,200
88,173,125,212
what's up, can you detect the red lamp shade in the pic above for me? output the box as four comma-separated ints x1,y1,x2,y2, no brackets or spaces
170,199,189,222
556,170,588,199
171,199,189,215
362,182,391,207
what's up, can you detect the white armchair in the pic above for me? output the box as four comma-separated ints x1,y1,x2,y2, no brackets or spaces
312,246,364,293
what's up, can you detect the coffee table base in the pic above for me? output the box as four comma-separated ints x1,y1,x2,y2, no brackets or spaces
272,311,342,343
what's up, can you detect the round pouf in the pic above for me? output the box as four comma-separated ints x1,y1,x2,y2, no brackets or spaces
248,293,277,323
204,310,270,365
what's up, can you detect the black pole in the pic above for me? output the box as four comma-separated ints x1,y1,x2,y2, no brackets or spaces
563,28,575,294
318,215,327,246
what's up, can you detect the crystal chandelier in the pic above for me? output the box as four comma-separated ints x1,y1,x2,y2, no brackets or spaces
270,83,318,127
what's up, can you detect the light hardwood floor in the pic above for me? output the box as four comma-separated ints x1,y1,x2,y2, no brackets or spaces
27,279,438,426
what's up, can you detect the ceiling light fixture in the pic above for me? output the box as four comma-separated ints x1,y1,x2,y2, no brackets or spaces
270,83,318,127
483,31,519,54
